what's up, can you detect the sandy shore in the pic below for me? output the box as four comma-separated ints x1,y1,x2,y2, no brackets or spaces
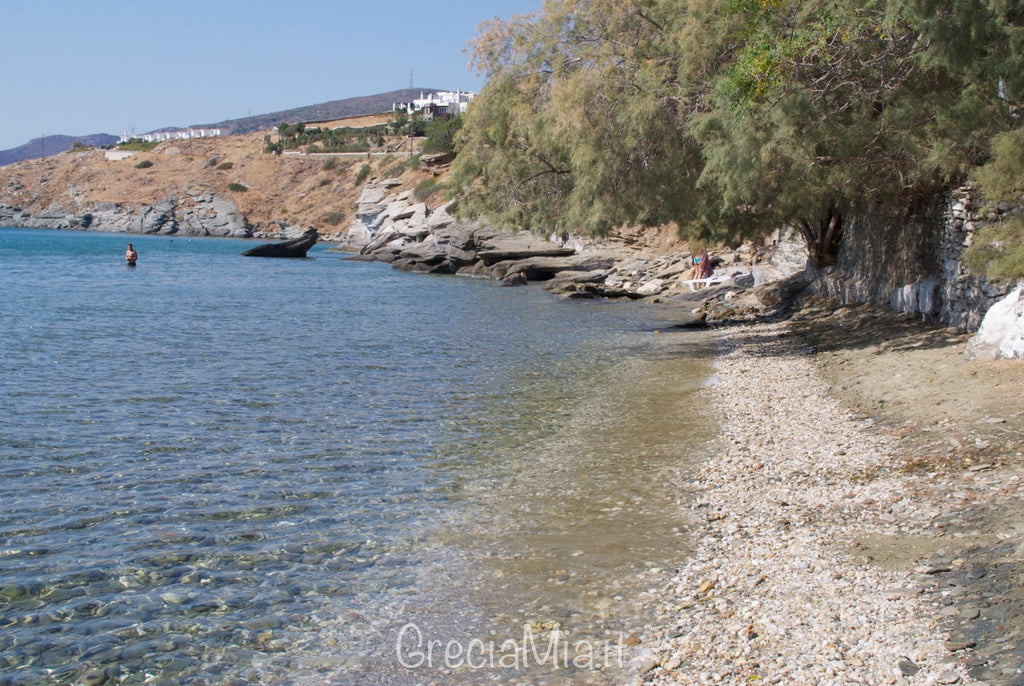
639,303,1024,686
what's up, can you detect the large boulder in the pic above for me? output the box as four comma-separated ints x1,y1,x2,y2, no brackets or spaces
475,230,576,264
637,278,665,296
543,269,615,295
753,273,809,308
361,226,401,255
433,221,477,252
488,255,616,281
965,285,1024,361
398,235,446,263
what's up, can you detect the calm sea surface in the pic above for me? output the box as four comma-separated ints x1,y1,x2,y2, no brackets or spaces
0,228,714,685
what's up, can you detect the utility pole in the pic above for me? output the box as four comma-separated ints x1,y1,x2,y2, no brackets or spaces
410,69,414,89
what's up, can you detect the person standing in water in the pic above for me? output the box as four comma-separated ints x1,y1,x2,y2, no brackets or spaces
125,243,138,266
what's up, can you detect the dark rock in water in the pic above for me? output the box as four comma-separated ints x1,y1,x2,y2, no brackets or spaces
242,228,318,258
391,257,457,274
501,271,528,287
664,311,708,329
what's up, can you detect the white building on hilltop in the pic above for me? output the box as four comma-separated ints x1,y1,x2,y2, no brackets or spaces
393,90,474,119
120,128,222,144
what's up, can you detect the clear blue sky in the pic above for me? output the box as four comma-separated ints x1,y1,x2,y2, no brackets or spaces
0,0,540,150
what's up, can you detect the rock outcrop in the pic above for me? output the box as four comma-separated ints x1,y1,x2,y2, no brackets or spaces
332,178,600,281
0,191,252,238
965,284,1024,360
809,186,1018,332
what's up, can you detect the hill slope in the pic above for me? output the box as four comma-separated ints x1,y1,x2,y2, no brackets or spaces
0,88,442,167
0,130,438,238
200,88,441,134
0,134,119,167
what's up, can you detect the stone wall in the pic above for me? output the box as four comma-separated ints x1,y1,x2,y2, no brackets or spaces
809,187,1017,332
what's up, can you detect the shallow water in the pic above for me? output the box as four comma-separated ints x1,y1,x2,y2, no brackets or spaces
0,228,713,684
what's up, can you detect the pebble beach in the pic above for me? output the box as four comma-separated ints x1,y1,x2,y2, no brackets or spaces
641,320,989,686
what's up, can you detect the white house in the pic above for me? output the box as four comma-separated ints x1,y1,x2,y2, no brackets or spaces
393,90,475,118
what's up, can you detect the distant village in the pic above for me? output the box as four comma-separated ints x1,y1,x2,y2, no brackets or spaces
120,90,476,145
119,128,222,144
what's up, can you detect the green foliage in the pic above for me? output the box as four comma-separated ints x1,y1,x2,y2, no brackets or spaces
119,138,159,152
390,111,409,134
321,158,337,171
70,141,92,151
454,0,1024,270
973,129,1024,200
227,182,248,192
271,119,406,154
354,163,372,186
414,178,440,202
217,161,234,170
382,159,412,178
966,125,1024,279
421,116,462,154
964,215,1024,281
134,159,153,169
322,210,346,226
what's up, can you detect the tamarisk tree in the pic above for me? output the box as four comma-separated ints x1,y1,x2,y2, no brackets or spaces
453,0,1024,274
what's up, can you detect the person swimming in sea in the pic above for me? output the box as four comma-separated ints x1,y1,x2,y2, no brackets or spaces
125,243,138,266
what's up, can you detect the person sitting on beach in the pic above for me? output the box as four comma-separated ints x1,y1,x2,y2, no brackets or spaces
125,243,138,266
686,248,713,284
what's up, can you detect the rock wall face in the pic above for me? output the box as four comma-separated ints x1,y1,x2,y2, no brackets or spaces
0,191,252,238
809,188,1018,331
964,285,1024,360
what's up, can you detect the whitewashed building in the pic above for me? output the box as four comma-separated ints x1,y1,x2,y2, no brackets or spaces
393,90,475,118
120,128,223,144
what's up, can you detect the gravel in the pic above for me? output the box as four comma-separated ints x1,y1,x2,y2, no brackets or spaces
641,322,973,686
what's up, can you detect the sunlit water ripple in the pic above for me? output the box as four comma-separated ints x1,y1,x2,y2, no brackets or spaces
0,228,713,685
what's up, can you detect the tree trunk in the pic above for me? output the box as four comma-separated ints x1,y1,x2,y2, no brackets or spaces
799,204,844,269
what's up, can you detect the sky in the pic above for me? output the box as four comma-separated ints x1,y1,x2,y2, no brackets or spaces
0,0,540,151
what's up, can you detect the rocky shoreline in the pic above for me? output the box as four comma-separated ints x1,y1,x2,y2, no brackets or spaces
329,177,813,328
627,311,1023,686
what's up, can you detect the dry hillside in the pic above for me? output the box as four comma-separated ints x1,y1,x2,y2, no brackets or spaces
0,127,440,238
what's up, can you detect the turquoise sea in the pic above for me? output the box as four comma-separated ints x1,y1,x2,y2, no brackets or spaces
0,228,713,685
